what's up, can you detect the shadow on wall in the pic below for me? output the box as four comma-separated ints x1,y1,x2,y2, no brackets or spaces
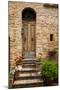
47,48,58,61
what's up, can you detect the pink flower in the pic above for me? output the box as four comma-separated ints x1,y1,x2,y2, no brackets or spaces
15,56,24,62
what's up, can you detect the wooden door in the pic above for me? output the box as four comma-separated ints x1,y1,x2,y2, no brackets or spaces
22,21,36,58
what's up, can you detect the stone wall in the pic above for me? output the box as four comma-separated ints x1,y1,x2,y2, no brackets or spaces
8,1,58,68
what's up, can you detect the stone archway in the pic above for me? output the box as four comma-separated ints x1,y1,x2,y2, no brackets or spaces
22,7,36,58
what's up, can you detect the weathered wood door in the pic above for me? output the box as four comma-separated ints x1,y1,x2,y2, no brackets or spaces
22,21,36,58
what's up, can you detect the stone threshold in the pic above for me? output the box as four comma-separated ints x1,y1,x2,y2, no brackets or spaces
23,58,36,60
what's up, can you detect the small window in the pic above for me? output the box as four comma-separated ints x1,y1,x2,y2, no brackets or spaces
50,34,53,41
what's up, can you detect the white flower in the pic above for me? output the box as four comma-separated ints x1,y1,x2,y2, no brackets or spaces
10,69,15,75
15,65,22,71
18,65,22,71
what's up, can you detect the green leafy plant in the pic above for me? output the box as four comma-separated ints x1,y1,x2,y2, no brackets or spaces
36,55,42,62
38,57,41,60
9,72,14,88
41,61,58,85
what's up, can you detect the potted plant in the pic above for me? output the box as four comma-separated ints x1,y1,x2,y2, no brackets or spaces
41,61,58,86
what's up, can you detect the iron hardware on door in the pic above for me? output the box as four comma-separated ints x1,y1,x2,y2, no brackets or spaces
24,37,26,42
31,38,34,41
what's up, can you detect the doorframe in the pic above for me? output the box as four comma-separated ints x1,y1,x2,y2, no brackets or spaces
21,7,36,58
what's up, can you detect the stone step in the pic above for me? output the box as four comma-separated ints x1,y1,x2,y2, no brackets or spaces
16,69,39,73
15,71,41,78
13,79,43,86
16,72,41,77
23,58,36,60
23,61,40,64
15,67,39,71
21,67,38,71
15,75,42,80
12,82,43,88
15,65,39,71
22,64,36,68
23,59,40,63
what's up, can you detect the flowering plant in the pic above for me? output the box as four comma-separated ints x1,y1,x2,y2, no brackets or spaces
15,56,24,66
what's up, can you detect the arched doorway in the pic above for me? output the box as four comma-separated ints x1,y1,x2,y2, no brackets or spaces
22,7,36,58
